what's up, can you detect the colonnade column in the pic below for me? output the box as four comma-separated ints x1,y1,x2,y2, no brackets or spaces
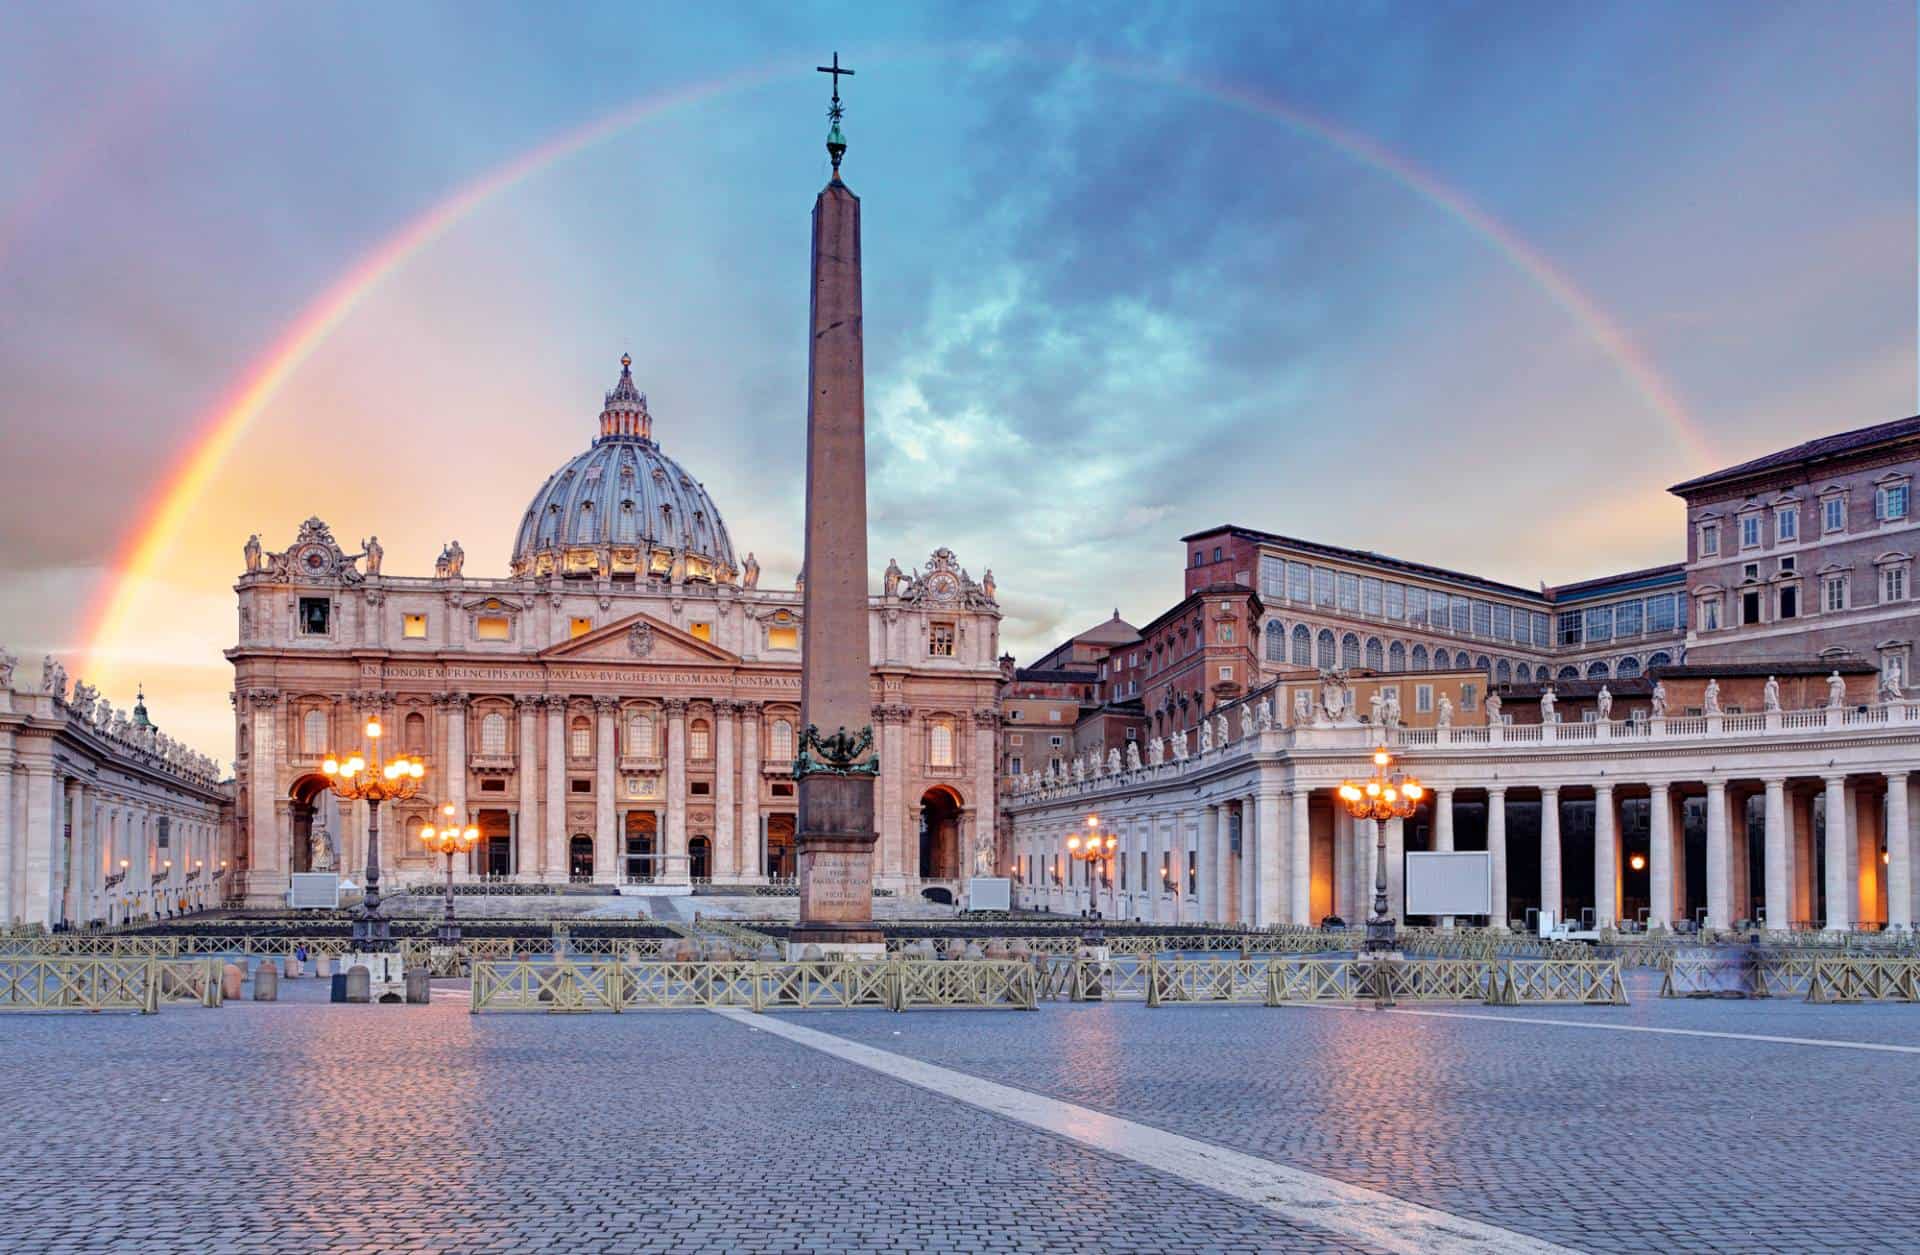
444,692,468,833
63,780,86,925
740,703,763,880
516,697,541,878
1762,777,1789,931
1539,786,1561,928
593,697,617,883
664,698,688,885
1258,787,1283,928
714,701,736,882
1647,783,1673,929
1433,787,1455,930
1886,772,1911,931
22,763,55,927
1593,783,1616,929
1289,788,1311,927
874,706,904,883
1332,808,1352,920
1487,788,1508,930
1823,775,1851,930
1199,806,1220,924
543,698,566,882
1384,816,1404,923
0,752,13,926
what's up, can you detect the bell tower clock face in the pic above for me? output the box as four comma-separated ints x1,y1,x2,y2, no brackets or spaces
927,570,958,601
301,547,329,574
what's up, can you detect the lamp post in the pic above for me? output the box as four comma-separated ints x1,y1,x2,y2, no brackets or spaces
420,803,480,945
320,716,425,951
1065,813,1118,947
1337,746,1425,955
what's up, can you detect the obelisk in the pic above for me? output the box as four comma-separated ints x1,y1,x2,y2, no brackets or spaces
791,53,882,955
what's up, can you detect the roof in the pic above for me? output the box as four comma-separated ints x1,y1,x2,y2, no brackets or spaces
1649,660,1876,678
1010,668,1096,685
1544,563,1687,601
1139,582,1261,637
1076,610,1141,645
1186,525,1543,601
1669,414,1920,497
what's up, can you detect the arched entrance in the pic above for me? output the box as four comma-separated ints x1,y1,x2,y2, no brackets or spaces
766,814,795,878
624,812,657,882
569,835,594,880
288,776,336,874
689,836,712,881
919,787,963,880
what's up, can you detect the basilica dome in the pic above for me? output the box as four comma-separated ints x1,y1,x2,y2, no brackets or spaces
509,357,738,583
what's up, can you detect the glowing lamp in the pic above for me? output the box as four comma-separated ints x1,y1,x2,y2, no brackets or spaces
365,719,382,739
322,758,340,775
1629,853,1647,871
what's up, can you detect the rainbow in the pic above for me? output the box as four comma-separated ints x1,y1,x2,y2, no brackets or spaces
77,45,1703,684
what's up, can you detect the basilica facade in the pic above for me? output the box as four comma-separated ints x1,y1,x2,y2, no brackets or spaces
228,360,1003,904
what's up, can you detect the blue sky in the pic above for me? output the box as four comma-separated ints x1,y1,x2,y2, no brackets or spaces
0,1,1913,758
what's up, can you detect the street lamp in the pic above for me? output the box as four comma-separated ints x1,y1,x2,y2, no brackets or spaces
320,716,425,950
420,803,480,944
1065,813,1118,946
1337,746,1425,954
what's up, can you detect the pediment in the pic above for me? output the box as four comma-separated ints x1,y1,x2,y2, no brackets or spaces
539,611,737,664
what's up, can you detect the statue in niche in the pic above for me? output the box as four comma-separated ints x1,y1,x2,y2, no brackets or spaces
1827,670,1846,709
1702,678,1721,716
1437,694,1454,728
742,552,760,589
1596,686,1613,721
1125,741,1141,772
244,534,262,573
597,549,612,579
669,548,688,586
883,558,903,598
1882,657,1905,700
973,838,995,878
1651,681,1669,718
310,819,336,872
361,536,383,576
1763,676,1781,712
1539,687,1557,724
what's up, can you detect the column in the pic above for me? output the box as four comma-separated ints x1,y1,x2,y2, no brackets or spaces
1762,777,1788,931
23,764,55,927
664,698,688,884
247,691,281,894
1790,788,1814,926
1730,790,1753,923
593,697,618,882
1433,787,1455,930
1854,783,1882,927
1199,805,1220,924
1239,803,1257,924
1289,788,1311,926
1258,787,1283,927
715,701,737,882
516,697,541,880
972,710,997,876
1333,808,1353,920
444,693,468,826
544,698,566,882
1647,783,1673,929
1488,787,1509,930
1885,772,1910,931
1539,786,1561,929
1353,811,1374,921
1704,780,1730,931
1823,775,1850,930
1384,816,1405,923
739,703,763,880
1592,783,1616,929
0,752,13,927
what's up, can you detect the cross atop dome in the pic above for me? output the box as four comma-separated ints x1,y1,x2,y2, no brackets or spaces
600,352,651,442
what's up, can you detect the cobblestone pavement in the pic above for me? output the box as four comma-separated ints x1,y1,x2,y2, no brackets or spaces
0,980,1377,1254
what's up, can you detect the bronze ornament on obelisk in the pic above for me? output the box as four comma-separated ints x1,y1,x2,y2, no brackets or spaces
791,52,883,954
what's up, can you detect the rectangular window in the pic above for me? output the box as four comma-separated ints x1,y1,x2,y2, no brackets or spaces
1259,555,1287,599
480,777,506,793
1188,851,1198,896
1779,584,1799,620
688,622,713,642
1406,586,1428,627
402,613,428,639
1451,599,1471,634
1008,732,1024,745
1741,588,1763,625
1048,710,1061,722
1740,515,1761,549
1742,562,1760,582
1777,507,1798,543
298,597,330,636
1385,582,1405,620
1584,605,1613,643
929,623,956,656
1878,483,1910,521
1824,497,1846,533
1218,665,1232,681
1312,567,1336,607
767,626,798,650
1429,592,1449,632
1286,561,1311,604
1361,577,1384,617
1337,572,1361,612
1008,756,1023,775
1415,684,1433,713
476,615,510,640
569,616,593,638
1558,612,1582,647
571,725,591,758
1700,597,1722,631
570,778,592,794
1530,611,1549,647
1699,523,1719,557
1460,683,1478,711
1472,600,1493,638
1647,594,1677,633
1049,735,1063,748
1614,599,1643,638
1884,567,1908,603
1823,575,1848,613
1492,604,1512,641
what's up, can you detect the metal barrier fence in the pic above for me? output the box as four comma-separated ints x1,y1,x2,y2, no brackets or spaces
0,955,229,1013
1660,953,1920,1001
469,959,1037,1013
1044,955,1626,1007
1806,957,1920,1003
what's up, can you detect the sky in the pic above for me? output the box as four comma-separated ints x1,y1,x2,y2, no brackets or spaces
0,1,1914,764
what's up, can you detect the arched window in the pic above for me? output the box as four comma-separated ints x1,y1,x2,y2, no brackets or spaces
1515,663,1531,684
1265,620,1285,662
1496,659,1512,683
1645,651,1673,669
1475,654,1492,673
627,712,655,756
302,709,327,755
570,716,591,759
480,712,508,756
1388,641,1406,672
1557,665,1580,681
1615,656,1642,679
1292,624,1312,666
1365,637,1384,670
929,719,955,767
771,719,794,760
1316,629,1336,670
1340,633,1361,669
1432,648,1450,669
1586,661,1611,679
404,711,427,752
690,719,712,760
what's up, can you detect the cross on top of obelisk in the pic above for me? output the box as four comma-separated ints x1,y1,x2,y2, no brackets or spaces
816,51,853,176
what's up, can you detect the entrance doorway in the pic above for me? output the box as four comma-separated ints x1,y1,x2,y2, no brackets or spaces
288,776,333,874
569,835,594,880
689,836,712,881
624,811,657,882
766,814,795,878
919,787,963,880
478,809,512,877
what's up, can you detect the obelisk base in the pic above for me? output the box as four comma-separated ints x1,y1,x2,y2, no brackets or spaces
791,775,883,957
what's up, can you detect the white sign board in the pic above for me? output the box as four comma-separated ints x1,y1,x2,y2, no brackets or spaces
1405,851,1491,916
965,877,1011,912
288,873,342,910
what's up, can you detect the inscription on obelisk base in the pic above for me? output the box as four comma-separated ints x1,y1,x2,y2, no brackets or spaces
790,53,884,960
